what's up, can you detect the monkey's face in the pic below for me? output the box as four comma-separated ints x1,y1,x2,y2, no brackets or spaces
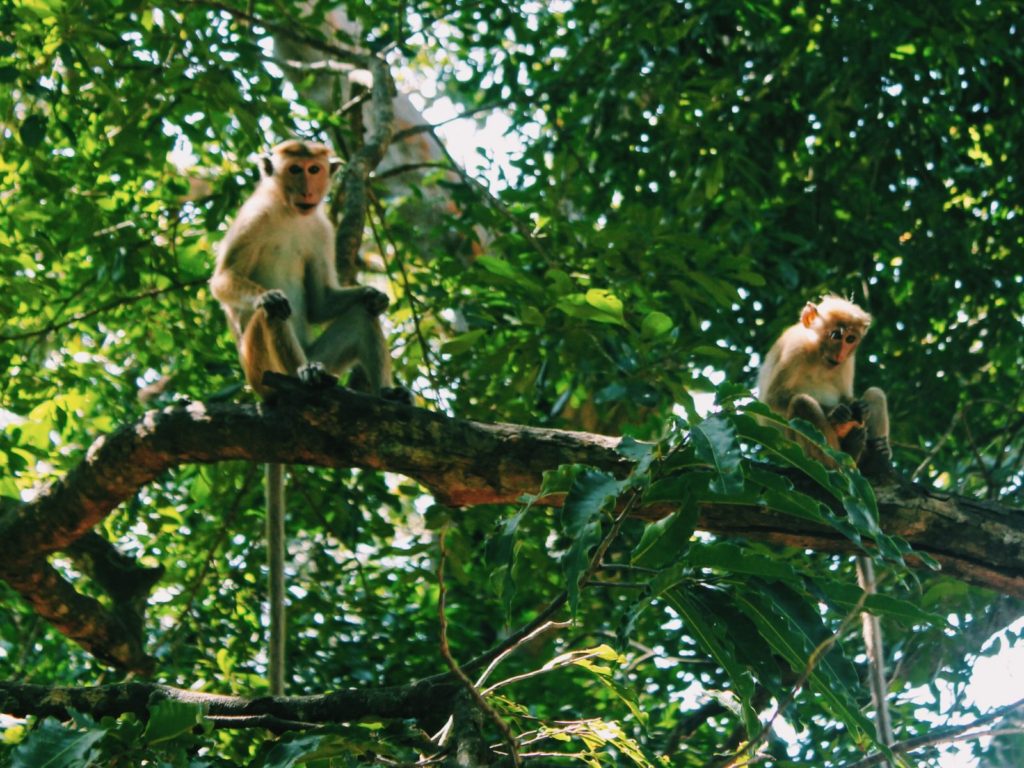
280,157,332,216
820,323,863,368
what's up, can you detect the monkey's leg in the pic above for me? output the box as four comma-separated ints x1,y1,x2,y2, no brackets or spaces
858,387,893,477
241,311,307,396
787,394,842,467
308,311,389,392
856,556,894,763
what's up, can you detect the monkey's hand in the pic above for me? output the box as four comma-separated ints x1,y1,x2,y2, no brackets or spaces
360,287,390,315
257,289,292,321
850,399,867,422
827,403,863,440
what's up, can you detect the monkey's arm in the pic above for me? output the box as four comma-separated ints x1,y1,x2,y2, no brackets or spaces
209,240,270,311
305,259,388,322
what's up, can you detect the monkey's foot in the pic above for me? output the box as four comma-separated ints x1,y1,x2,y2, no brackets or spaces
381,386,414,405
297,362,338,390
858,437,894,478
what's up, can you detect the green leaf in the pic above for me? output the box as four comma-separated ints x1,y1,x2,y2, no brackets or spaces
561,470,621,616
664,587,758,734
556,291,627,326
631,496,698,569
817,581,946,626
687,541,800,582
8,718,105,768
254,734,329,768
487,506,528,622
585,289,624,321
733,586,876,743
440,329,488,355
19,114,47,148
640,310,673,338
143,699,206,745
692,416,743,495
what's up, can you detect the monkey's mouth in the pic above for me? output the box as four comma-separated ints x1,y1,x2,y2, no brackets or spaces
826,357,841,367
295,203,317,213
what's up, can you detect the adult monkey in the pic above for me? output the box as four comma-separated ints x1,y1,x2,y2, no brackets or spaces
758,295,894,760
211,139,407,695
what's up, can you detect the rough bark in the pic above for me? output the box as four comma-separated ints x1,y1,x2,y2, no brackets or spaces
0,376,1022,670
0,678,457,732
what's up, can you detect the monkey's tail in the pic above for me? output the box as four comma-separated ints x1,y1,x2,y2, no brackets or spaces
266,462,286,696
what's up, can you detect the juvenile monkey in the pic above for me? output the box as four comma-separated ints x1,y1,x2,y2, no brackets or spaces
211,140,406,695
758,295,894,757
757,295,891,473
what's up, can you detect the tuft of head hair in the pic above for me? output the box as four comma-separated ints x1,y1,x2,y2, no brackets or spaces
814,295,872,330
260,140,337,178
271,139,333,159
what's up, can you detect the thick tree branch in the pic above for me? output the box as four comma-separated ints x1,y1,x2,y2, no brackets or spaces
0,678,458,732
1,378,1022,669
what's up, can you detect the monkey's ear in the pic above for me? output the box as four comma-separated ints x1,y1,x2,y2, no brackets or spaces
800,302,819,328
259,154,275,178
329,157,343,176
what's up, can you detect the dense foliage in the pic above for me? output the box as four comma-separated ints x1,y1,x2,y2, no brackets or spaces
1,0,1022,765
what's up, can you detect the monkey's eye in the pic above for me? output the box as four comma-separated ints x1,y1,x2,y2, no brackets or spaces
829,329,843,341
288,164,303,175
846,335,858,344
308,165,321,174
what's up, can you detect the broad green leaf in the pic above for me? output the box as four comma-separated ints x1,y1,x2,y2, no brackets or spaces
487,506,528,622
8,718,105,768
19,114,47,148
733,587,876,744
561,470,622,616
640,310,673,338
253,734,329,768
631,497,698,568
817,581,946,626
664,587,758,734
556,292,627,326
692,416,743,494
440,329,488,355
143,699,206,744
585,288,625,322
687,541,800,582
732,411,840,498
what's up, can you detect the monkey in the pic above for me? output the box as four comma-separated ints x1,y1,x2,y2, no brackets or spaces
757,296,891,474
210,139,407,400
758,296,894,759
210,139,408,695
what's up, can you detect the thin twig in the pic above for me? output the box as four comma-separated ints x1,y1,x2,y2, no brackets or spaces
840,696,1024,768
473,620,571,689
365,200,442,399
